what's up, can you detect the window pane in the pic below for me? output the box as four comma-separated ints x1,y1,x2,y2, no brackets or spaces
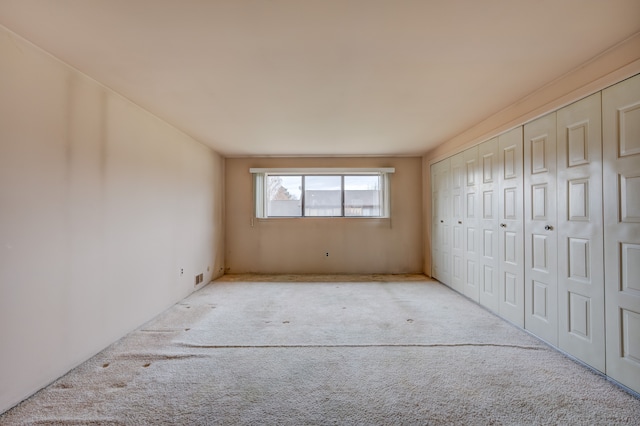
304,176,342,216
267,175,302,217
344,175,382,217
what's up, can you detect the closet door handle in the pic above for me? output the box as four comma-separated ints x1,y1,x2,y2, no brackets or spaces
544,225,554,231
458,220,462,224
440,220,444,223
500,223,507,228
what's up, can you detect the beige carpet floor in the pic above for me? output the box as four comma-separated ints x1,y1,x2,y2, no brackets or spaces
2,275,639,425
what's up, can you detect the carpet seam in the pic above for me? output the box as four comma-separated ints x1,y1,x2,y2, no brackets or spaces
176,343,544,350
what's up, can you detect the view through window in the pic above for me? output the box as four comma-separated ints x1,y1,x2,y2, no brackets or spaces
252,168,393,218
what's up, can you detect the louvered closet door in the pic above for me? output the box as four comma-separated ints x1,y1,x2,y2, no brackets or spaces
431,159,451,285
524,113,559,345
464,146,480,302
478,138,500,312
557,93,605,372
450,152,465,293
498,127,525,327
603,74,640,393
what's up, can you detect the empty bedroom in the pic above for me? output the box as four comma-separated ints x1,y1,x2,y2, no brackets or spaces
1,1,639,424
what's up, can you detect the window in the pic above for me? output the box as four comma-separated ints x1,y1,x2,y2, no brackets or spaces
251,168,394,218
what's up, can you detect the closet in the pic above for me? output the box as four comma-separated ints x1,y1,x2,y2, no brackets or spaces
431,158,451,286
497,127,524,328
523,93,606,371
603,75,640,393
430,73,640,394
462,146,480,302
477,137,499,313
450,151,465,294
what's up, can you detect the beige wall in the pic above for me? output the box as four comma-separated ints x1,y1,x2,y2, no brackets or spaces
0,28,224,412
225,157,422,274
424,33,640,165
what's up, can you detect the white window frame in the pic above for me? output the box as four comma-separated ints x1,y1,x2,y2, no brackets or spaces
250,167,394,219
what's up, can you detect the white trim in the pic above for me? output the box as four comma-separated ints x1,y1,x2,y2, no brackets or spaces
252,168,393,218
249,167,395,174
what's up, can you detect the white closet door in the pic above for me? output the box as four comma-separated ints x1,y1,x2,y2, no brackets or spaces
450,152,465,293
478,138,500,312
431,159,451,285
431,162,441,280
603,74,640,393
464,146,480,302
498,127,525,327
557,93,605,372
524,113,559,345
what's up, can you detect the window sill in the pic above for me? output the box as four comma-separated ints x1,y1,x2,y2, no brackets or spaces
253,216,391,226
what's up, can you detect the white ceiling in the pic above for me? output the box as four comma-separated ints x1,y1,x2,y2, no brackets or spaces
1,1,639,157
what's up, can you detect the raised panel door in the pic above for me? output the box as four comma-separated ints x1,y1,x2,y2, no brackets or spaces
431,161,442,281
498,127,525,327
450,152,465,293
603,73,640,393
557,92,605,372
464,146,480,302
431,159,451,285
524,112,559,345
478,138,500,312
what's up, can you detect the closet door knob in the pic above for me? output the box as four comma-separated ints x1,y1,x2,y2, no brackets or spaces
500,223,507,228
544,225,554,231
440,220,444,223
458,220,462,224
